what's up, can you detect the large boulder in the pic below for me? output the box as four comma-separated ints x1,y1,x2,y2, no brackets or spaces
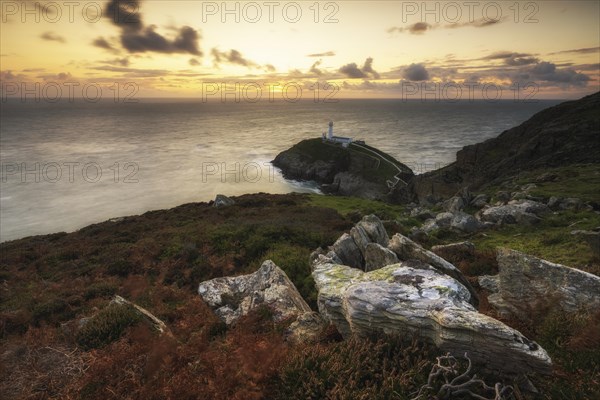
479,200,550,225
198,260,312,325
331,233,363,269
487,249,600,320
388,234,478,306
312,260,552,376
364,242,399,271
213,194,235,208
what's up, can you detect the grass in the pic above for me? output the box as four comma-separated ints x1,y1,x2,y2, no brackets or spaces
470,209,600,271
1,190,599,400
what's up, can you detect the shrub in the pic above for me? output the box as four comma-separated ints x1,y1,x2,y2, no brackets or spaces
85,282,118,300
273,335,436,399
76,303,142,350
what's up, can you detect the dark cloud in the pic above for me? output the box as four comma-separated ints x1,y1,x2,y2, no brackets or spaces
38,72,73,81
307,51,335,57
339,63,365,78
104,0,202,56
446,17,507,29
529,62,590,86
362,57,380,79
189,58,200,66
310,60,323,75
0,70,17,80
339,58,379,79
481,51,539,66
92,37,119,54
403,63,429,81
40,32,66,43
211,48,256,67
388,16,506,35
264,64,276,72
387,22,432,35
548,47,600,55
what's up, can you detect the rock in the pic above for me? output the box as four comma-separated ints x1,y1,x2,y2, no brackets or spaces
480,200,550,225
431,241,475,260
198,260,311,325
356,214,389,247
285,311,326,344
496,191,511,204
312,261,552,376
331,233,363,269
470,194,490,208
488,249,600,321
443,196,465,213
534,172,558,183
559,197,584,210
571,229,600,257
364,242,399,271
387,234,478,306
420,218,439,233
408,227,429,243
478,275,500,293
547,196,562,210
111,295,170,336
435,212,454,228
521,183,538,192
214,194,235,208
410,207,435,221
450,211,485,233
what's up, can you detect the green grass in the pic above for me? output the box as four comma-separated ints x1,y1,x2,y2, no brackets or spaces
482,163,600,203
308,194,405,220
470,209,600,271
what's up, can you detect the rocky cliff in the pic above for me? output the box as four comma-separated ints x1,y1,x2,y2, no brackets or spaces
408,92,600,202
272,138,414,201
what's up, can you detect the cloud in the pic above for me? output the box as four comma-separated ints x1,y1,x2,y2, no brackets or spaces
362,57,380,79
403,63,429,81
388,16,506,35
101,58,130,67
104,0,202,56
548,47,600,55
527,61,590,85
37,72,73,81
339,58,379,79
446,16,507,29
40,32,66,43
481,51,539,66
387,22,432,35
92,37,119,54
211,48,256,67
310,60,323,75
189,58,200,66
307,51,335,57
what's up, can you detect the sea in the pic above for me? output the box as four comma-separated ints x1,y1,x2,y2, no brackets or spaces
0,98,559,242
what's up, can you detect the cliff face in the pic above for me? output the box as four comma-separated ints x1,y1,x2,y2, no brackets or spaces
409,92,600,202
273,138,414,200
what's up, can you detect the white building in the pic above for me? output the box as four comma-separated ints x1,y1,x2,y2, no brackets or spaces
322,121,352,147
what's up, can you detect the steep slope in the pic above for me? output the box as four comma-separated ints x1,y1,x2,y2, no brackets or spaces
408,92,600,201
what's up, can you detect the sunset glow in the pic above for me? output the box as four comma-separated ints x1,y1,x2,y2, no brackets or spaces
1,0,599,100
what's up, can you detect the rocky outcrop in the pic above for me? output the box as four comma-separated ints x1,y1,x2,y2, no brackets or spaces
273,138,414,201
213,194,235,208
431,241,475,260
410,92,600,202
388,234,478,306
364,243,399,271
312,260,552,376
421,211,486,234
486,249,600,320
479,200,550,225
198,260,312,325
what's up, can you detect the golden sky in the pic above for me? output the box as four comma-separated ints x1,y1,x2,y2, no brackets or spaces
1,0,599,99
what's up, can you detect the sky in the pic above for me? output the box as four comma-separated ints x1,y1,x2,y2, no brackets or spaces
1,0,599,100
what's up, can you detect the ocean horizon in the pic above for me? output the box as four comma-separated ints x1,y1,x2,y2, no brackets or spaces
1,98,559,242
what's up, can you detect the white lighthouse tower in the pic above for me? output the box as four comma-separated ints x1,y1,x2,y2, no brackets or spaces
323,121,353,147
328,121,334,139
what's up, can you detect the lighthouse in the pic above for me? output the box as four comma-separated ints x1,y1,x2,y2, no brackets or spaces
328,121,334,139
